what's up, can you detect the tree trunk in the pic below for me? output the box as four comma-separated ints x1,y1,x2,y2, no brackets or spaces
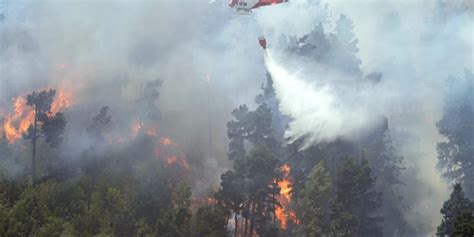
273,194,276,227
225,213,230,234
249,202,257,237
32,136,36,185
31,105,38,187
243,215,248,237
234,213,238,237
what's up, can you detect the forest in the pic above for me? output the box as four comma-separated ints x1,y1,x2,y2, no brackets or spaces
0,0,473,236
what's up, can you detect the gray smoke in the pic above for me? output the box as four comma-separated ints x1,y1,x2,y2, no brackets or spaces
0,0,472,234
0,0,266,194
257,0,472,234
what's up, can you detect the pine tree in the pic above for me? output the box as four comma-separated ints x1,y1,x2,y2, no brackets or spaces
23,89,66,186
215,168,246,237
362,119,407,236
330,157,383,236
452,208,474,236
295,160,332,236
287,22,331,63
84,106,112,178
156,182,192,237
217,147,280,237
86,106,111,144
329,14,362,76
255,73,289,140
194,204,229,237
437,71,474,196
140,79,162,121
437,183,473,236
227,104,280,160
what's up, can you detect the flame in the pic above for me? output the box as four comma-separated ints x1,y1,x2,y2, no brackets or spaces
279,179,292,202
279,164,292,201
275,164,299,230
166,155,177,164
131,121,143,137
146,127,158,137
155,136,189,172
2,88,73,143
166,155,190,171
191,196,218,211
127,119,187,172
206,197,217,205
275,206,285,228
160,137,174,146
1,61,85,144
3,97,33,142
50,89,74,114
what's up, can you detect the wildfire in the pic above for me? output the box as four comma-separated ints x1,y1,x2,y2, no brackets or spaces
126,119,187,172
146,127,158,137
3,97,32,142
160,137,174,146
206,197,217,205
191,196,218,211
279,165,292,201
2,88,74,143
50,89,74,114
166,155,190,171
1,61,86,144
153,135,189,172
275,164,299,230
131,121,143,137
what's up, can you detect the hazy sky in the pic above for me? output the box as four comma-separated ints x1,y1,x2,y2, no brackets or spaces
1,1,472,234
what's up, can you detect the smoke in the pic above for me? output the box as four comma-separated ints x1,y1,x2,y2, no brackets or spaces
326,1,471,234
257,0,472,234
0,0,268,194
0,0,472,233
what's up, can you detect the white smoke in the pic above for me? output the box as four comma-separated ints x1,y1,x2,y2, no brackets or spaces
257,0,472,234
1,0,472,234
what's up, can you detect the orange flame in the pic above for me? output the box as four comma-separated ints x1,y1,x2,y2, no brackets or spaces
1,61,83,144
154,135,189,172
166,155,190,171
50,89,74,114
160,137,174,146
131,121,143,137
275,164,299,230
206,197,217,205
3,97,33,142
191,196,218,211
146,127,158,137
2,88,74,143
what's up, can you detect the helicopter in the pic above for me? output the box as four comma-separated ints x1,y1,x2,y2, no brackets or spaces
229,0,288,14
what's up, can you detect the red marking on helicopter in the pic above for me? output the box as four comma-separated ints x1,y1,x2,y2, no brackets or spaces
229,0,288,13
258,36,267,49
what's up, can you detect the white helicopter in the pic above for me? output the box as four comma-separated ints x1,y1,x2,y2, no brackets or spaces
229,0,288,14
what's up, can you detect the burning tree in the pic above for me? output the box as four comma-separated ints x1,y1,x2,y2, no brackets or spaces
23,89,66,186
215,168,246,237
217,147,280,237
